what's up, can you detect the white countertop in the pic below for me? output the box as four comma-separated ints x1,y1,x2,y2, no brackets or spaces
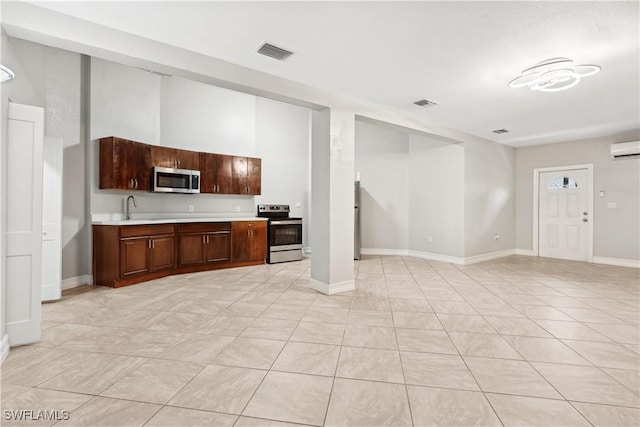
93,217,268,226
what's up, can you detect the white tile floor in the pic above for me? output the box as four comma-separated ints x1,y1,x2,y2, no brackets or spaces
1,255,639,426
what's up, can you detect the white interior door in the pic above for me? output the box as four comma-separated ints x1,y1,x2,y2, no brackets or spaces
538,168,590,261
6,102,44,346
42,137,63,302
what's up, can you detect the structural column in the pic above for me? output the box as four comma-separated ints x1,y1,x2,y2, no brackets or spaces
310,108,355,294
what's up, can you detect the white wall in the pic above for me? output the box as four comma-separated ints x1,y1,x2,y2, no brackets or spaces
355,120,409,251
408,135,465,258
161,76,255,156
464,139,516,257
255,98,311,247
516,132,640,261
90,58,311,224
2,37,87,281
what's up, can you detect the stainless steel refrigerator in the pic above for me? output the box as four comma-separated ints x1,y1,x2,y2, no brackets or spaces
354,181,361,260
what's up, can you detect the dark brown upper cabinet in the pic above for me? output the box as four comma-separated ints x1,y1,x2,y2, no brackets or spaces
99,137,151,191
232,156,262,195
150,146,199,170
99,136,259,195
200,153,233,194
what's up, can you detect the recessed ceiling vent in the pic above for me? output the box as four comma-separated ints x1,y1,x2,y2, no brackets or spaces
493,129,509,134
257,43,294,61
413,99,438,107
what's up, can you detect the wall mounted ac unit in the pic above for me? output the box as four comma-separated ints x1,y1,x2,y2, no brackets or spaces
611,141,640,159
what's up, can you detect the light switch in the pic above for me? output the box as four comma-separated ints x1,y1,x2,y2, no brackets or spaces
188,204,194,212
599,190,605,198
607,202,617,209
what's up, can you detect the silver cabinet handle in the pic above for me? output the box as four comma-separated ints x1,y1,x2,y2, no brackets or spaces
202,235,206,244
130,179,134,189
135,179,139,189
148,239,152,249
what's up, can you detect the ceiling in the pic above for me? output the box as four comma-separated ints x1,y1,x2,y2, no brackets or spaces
24,1,640,146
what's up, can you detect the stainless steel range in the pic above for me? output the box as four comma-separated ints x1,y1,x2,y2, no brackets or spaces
257,205,303,264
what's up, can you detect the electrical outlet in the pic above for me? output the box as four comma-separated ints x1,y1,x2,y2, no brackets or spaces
295,201,302,208
235,205,241,212
427,236,433,243
607,202,617,209
494,234,500,241
188,204,194,212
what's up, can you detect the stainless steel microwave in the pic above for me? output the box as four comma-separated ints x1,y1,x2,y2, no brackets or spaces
152,167,200,194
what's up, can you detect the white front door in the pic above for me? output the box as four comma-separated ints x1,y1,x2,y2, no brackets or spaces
538,168,590,261
42,137,63,302
6,102,44,346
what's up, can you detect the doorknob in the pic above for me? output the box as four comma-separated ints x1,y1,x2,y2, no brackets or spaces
583,218,588,222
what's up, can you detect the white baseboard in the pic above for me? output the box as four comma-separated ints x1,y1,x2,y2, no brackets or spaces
464,249,517,264
310,279,355,295
61,275,93,290
407,250,466,265
1,334,9,364
516,249,535,256
592,256,640,269
361,248,409,256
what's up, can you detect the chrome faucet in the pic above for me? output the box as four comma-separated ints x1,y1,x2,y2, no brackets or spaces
125,195,137,220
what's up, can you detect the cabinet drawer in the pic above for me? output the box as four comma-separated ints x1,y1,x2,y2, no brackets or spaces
232,221,267,229
177,222,231,234
120,224,176,238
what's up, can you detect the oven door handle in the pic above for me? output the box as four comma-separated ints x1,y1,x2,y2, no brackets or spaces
269,220,302,225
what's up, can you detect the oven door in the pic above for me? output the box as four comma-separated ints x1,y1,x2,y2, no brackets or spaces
268,219,303,250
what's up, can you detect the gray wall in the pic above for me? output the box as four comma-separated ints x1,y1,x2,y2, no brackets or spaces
464,138,516,257
2,37,88,280
408,135,465,257
355,120,410,251
353,121,467,258
516,132,640,261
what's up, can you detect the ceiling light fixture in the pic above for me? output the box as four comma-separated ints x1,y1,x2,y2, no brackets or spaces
508,57,600,93
0,65,15,83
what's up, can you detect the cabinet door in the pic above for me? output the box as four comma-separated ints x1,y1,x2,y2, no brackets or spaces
247,158,261,195
120,139,151,191
100,137,151,191
217,155,234,194
176,149,199,170
232,156,248,194
178,233,205,266
250,222,267,262
199,153,217,193
150,235,175,272
205,231,231,263
120,237,150,277
150,146,178,168
231,222,251,262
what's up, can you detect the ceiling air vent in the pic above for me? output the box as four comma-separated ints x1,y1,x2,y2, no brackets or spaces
257,43,294,61
493,129,509,134
413,99,438,107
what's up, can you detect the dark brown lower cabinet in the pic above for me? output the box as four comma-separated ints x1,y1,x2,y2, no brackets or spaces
93,221,263,288
178,223,231,267
232,221,267,263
